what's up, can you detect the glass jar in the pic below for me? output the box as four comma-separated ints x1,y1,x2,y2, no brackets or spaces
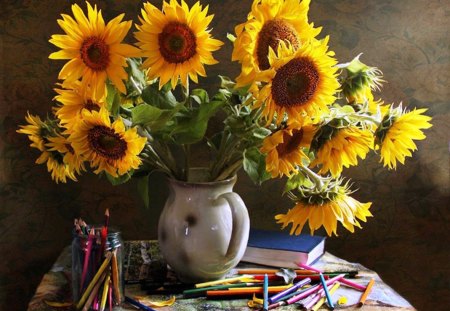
71,226,124,306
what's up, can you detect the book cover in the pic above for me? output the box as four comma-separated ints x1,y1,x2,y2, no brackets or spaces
241,229,326,268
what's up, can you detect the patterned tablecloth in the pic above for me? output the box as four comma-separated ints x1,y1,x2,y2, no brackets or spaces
27,240,415,311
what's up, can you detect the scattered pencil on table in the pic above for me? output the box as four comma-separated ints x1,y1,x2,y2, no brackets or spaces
319,273,334,309
358,277,375,306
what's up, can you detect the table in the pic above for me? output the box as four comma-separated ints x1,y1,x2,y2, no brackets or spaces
28,240,415,310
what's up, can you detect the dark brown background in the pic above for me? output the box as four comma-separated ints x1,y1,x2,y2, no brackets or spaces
1,0,449,310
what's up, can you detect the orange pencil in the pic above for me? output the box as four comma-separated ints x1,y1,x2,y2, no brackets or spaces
236,269,317,275
358,278,375,306
207,285,292,296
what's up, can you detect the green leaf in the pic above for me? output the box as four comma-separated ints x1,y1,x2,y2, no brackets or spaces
131,104,163,125
141,83,177,109
171,100,224,144
131,103,184,133
191,88,209,104
284,172,308,193
136,174,150,209
106,171,133,185
243,147,271,185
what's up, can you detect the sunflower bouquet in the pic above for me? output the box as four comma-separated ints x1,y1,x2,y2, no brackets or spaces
18,0,432,236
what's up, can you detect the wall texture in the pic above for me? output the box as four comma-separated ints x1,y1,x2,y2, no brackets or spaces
1,0,449,310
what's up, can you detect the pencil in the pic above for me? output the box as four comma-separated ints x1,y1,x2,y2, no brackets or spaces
111,249,121,304
76,251,113,310
296,262,323,273
268,277,311,304
263,274,268,311
286,274,344,304
311,282,340,311
340,277,366,291
99,271,110,311
125,296,157,311
358,278,375,306
206,284,292,296
80,228,95,292
195,275,254,288
183,282,256,297
81,271,107,311
319,273,334,309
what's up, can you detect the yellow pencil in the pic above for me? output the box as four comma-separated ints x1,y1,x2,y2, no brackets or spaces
111,249,121,304
311,282,340,311
99,271,111,311
76,251,112,309
358,278,375,307
195,275,254,288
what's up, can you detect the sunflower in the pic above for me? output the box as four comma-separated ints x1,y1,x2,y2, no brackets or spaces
17,113,48,151
253,39,339,124
49,2,140,98
375,106,432,169
54,80,107,130
232,0,321,92
35,150,79,183
69,108,147,177
135,0,223,89
275,179,372,236
17,114,82,183
261,123,316,178
46,134,86,177
311,126,373,177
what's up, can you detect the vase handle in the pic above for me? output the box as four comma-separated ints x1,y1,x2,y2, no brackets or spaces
219,192,250,262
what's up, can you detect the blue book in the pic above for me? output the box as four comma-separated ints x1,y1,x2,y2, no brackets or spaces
241,229,326,268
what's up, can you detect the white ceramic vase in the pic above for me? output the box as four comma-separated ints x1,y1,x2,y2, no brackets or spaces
157,169,250,283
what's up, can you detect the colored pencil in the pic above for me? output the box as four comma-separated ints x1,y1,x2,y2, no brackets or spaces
296,262,322,273
268,277,311,304
263,274,268,311
81,271,107,311
111,249,121,304
358,278,375,306
195,275,253,288
340,277,367,291
99,271,110,311
286,273,344,304
183,282,256,297
311,282,340,311
76,251,113,310
320,273,334,309
80,228,95,292
108,280,113,311
125,296,157,311
206,284,292,297
236,268,358,277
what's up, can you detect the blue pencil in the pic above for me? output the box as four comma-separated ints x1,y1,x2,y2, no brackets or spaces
125,296,157,311
263,274,269,311
319,273,334,309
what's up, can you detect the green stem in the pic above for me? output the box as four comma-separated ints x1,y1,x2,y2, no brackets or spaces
214,159,243,181
298,165,325,190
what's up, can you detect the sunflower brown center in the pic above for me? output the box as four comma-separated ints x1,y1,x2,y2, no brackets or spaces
88,125,127,160
276,129,304,157
84,100,100,112
256,19,300,70
159,22,197,63
271,57,319,108
80,36,110,71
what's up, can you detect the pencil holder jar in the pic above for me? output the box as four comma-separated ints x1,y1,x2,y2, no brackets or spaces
71,227,124,306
